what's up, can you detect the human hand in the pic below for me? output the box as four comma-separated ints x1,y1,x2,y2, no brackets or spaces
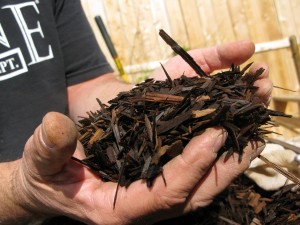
12,41,271,225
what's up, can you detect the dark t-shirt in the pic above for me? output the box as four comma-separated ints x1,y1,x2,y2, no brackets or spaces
0,0,113,161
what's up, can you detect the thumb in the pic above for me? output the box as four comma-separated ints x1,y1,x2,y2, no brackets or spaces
23,112,77,177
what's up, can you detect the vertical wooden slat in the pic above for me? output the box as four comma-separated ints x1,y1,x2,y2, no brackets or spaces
211,0,235,43
116,0,144,65
290,0,300,36
164,0,189,47
243,0,282,42
149,0,173,59
274,0,296,36
227,0,250,40
178,0,205,49
273,0,299,96
242,0,282,88
102,0,129,66
81,0,115,70
132,0,163,63
195,0,220,46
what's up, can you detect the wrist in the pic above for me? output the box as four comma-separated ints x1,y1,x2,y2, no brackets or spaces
1,160,45,224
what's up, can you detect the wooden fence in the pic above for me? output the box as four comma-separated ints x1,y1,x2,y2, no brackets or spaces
82,0,300,136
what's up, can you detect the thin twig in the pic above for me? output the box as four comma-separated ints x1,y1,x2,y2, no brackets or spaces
258,155,300,186
159,29,208,77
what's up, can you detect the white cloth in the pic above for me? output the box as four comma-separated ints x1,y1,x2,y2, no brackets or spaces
245,141,300,191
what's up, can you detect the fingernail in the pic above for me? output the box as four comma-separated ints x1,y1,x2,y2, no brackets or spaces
41,122,55,148
264,88,273,106
250,142,265,161
265,96,272,106
207,127,228,153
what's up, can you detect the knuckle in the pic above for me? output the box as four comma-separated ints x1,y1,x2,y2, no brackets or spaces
154,190,187,210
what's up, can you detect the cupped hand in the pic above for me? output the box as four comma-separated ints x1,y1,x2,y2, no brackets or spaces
13,40,271,225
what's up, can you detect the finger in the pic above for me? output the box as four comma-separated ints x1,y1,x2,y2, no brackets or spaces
22,112,77,177
191,40,255,73
249,62,269,79
184,140,265,212
131,127,228,211
250,63,273,106
255,78,273,106
160,127,227,193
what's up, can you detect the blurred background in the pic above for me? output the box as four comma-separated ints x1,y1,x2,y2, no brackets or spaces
81,0,300,137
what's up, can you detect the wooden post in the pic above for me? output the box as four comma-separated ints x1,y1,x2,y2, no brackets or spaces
289,35,300,82
289,35,300,115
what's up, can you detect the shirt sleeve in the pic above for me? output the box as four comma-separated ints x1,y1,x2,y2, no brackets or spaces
54,0,113,86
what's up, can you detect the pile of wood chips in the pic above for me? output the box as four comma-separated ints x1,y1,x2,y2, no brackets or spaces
76,30,290,191
155,175,300,225
76,63,288,190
